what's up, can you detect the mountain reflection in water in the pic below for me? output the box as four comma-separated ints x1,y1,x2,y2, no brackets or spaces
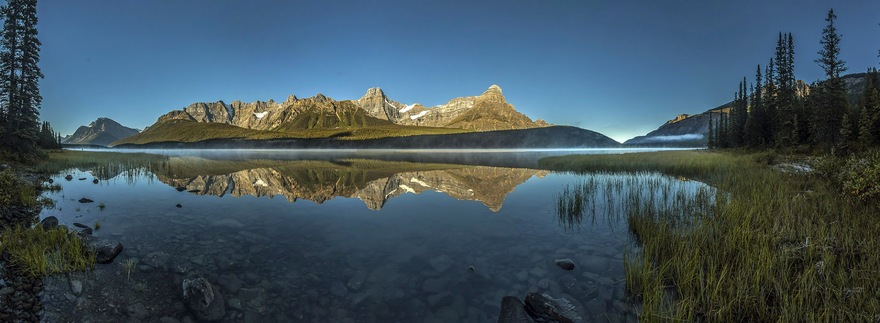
153,157,548,212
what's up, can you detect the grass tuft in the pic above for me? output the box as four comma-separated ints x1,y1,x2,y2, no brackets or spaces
0,225,96,277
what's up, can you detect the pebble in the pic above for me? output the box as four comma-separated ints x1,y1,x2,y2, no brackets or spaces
70,280,82,295
330,282,347,297
555,258,576,270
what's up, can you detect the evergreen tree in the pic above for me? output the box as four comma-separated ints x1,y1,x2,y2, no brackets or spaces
765,58,777,144
0,0,42,154
813,8,848,150
858,68,880,146
775,33,798,147
708,112,715,148
745,65,766,147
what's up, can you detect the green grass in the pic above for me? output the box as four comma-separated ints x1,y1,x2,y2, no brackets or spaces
542,150,880,321
111,119,472,146
120,258,137,281
0,225,96,277
0,170,37,208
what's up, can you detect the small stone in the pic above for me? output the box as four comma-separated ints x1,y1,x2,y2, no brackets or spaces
0,287,13,296
78,177,87,181
468,266,476,272
346,272,366,291
330,281,348,297
73,222,89,229
555,258,576,271
176,204,182,208
217,274,243,294
126,302,149,320
175,187,186,192
64,175,73,181
71,280,82,295
78,198,94,203
39,216,59,230
92,179,99,184
227,298,242,311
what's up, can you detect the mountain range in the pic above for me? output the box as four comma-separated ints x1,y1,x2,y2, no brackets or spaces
62,117,140,146
110,84,619,148
156,157,547,212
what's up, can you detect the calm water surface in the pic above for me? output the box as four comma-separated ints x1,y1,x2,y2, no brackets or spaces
30,149,701,322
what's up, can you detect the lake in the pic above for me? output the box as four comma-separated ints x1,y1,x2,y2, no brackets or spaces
26,149,703,322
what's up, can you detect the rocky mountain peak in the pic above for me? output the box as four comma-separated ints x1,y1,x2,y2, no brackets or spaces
477,84,506,104
311,93,330,103
283,94,298,106
362,87,385,99
63,117,140,146
666,114,691,125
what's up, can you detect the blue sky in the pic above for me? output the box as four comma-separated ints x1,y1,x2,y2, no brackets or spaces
38,0,880,142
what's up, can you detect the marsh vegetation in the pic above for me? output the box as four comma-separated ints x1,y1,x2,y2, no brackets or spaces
544,150,880,321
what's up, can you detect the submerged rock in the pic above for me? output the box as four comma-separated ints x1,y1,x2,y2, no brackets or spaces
524,292,582,323
78,198,94,203
182,278,226,321
39,216,58,230
92,179,99,184
176,204,182,208
82,236,124,264
175,187,186,192
498,296,534,323
555,258,576,271
64,175,73,181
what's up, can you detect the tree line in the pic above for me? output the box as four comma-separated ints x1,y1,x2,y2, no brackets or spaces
0,0,59,158
709,9,880,154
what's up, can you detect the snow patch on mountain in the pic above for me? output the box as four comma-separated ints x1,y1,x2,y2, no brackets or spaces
410,111,429,120
254,111,269,119
399,184,415,193
410,177,429,187
399,104,415,113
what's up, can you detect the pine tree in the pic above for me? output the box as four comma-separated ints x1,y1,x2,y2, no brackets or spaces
775,32,798,147
0,0,42,154
765,58,777,144
708,112,715,148
745,65,765,147
813,8,848,150
858,68,880,146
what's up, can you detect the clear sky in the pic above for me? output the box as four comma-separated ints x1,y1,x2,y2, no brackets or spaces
37,0,880,142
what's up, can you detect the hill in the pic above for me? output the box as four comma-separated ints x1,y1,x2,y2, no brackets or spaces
625,73,867,147
62,118,140,146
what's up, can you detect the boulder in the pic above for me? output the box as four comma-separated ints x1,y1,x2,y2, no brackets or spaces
524,292,582,323
182,278,226,321
83,236,123,264
497,296,534,323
